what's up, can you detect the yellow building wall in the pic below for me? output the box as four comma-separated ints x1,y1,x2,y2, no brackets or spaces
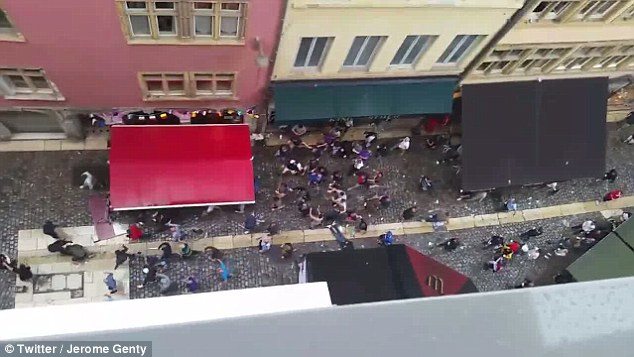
272,1,524,81
464,0,634,83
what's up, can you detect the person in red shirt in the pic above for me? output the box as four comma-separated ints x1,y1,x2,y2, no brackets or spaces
603,189,622,202
507,241,520,254
127,223,144,241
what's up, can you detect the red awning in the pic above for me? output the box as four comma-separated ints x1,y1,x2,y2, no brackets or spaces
109,124,255,211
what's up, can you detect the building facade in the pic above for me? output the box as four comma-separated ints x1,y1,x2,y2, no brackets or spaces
270,0,524,124
0,0,284,139
463,0,634,84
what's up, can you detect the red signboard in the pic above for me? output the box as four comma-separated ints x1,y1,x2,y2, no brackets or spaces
109,124,255,211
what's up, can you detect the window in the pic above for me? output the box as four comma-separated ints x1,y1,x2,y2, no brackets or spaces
140,72,236,100
528,1,574,21
620,5,634,20
390,35,436,67
120,1,247,42
343,36,384,68
0,7,23,41
475,48,526,74
293,37,332,69
0,9,12,31
436,35,484,65
0,68,64,100
577,0,618,20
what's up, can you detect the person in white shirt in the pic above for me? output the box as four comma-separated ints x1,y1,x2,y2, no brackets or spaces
392,137,410,154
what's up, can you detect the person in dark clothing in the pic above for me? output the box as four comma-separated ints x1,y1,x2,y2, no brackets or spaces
43,220,60,239
514,279,534,289
114,245,134,270
13,264,33,282
158,242,173,263
554,270,575,284
437,238,460,251
483,235,504,249
298,201,310,217
47,239,72,253
602,169,618,183
376,144,389,157
419,176,433,192
379,195,391,208
357,218,368,233
520,227,544,239
244,213,258,233
267,222,280,236
402,206,418,220
50,242,89,262
331,171,343,184
204,246,223,259
137,265,158,288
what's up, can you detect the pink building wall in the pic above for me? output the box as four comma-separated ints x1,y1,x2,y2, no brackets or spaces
0,0,284,110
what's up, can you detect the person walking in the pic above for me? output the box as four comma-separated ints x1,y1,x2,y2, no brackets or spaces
392,137,410,155
137,264,158,289
258,236,272,253
126,223,146,241
309,207,324,229
158,242,173,264
377,231,395,246
402,206,418,220
602,169,618,183
103,272,118,299
603,189,622,202
281,243,294,260
275,182,292,199
185,276,199,293
520,227,544,239
42,220,60,239
505,198,518,212
168,223,186,242
13,264,33,282
180,242,199,260
437,238,460,251
419,176,433,192
214,258,231,282
243,212,264,234
156,273,174,295
114,245,134,270
356,218,368,233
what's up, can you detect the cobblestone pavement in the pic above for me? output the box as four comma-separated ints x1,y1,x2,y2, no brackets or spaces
129,210,630,298
0,123,632,308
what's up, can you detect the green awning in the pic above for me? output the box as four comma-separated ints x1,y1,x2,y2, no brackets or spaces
567,218,634,282
273,77,457,122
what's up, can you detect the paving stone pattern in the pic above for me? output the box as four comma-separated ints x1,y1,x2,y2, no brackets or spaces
1,123,632,308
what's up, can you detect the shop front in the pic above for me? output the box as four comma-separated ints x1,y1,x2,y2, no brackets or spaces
0,109,67,140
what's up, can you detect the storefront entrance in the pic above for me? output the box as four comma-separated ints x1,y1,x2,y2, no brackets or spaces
0,110,66,139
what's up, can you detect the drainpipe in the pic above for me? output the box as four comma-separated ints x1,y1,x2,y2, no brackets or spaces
460,0,541,83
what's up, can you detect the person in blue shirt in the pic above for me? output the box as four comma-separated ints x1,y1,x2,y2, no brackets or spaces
378,231,394,246
214,258,231,282
103,272,117,299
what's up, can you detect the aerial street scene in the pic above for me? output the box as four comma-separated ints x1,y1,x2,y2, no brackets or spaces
0,0,633,356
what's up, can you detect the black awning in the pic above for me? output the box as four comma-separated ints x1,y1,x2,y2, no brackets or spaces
461,77,608,191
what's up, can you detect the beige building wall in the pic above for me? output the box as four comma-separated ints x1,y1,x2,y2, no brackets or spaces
272,0,524,82
464,0,634,83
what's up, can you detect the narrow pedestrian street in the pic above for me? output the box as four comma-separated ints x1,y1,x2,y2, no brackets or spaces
0,123,631,308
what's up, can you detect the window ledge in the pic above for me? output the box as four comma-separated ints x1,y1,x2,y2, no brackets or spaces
143,95,239,102
0,32,26,43
3,94,65,101
126,38,245,46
